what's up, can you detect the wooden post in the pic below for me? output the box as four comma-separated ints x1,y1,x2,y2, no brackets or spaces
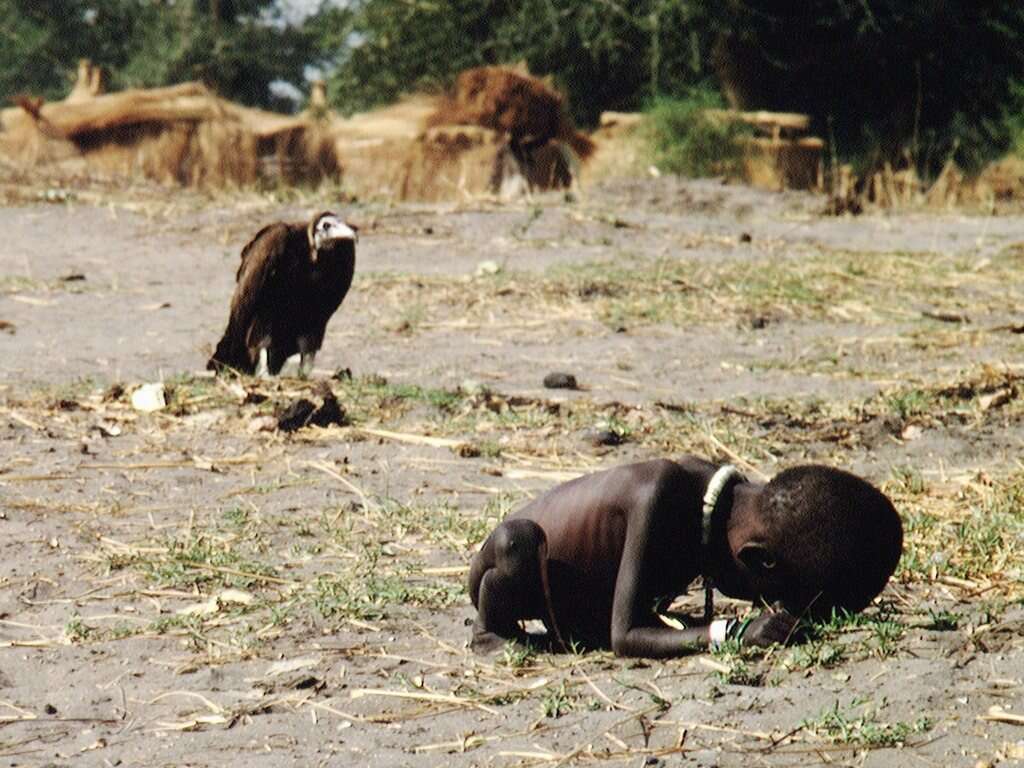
88,64,105,97
67,59,94,102
309,80,327,110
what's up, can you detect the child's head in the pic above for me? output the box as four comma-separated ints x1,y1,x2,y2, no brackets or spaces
736,466,903,617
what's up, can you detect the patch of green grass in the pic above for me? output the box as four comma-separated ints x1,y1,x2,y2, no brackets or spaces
784,640,847,671
222,506,251,528
140,536,277,590
899,472,1024,586
310,567,462,622
802,607,871,639
340,375,463,415
482,492,520,523
711,639,764,686
161,373,245,414
374,498,492,552
64,614,93,643
500,641,537,670
897,510,943,579
538,681,578,718
886,389,933,422
924,609,960,631
889,466,926,495
644,89,750,177
793,606,906,665
802,700,932,747
866,617,905,658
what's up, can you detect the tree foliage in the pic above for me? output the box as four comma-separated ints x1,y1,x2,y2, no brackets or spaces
314,0,719,124
0,0,316,109
316,0,1024,173
706,2,1024,172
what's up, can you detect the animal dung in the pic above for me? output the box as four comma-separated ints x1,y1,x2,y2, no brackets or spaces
276,399,316,432
543,372,578,390
310,388,347,428
275,385,348,432
581,428,623,447
130,382,167,413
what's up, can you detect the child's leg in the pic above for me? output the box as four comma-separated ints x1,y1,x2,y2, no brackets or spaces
468,519,548,653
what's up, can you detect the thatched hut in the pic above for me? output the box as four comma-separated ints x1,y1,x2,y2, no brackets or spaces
329,67,594,201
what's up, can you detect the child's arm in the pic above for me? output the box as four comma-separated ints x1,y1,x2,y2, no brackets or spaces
608,461,797,657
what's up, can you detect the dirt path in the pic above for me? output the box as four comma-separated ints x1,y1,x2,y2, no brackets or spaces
1,178,1022,766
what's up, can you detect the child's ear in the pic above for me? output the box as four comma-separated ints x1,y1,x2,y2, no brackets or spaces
738,542,777,575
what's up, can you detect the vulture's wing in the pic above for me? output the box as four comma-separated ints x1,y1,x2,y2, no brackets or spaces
236,223,281,281
229,223,294,345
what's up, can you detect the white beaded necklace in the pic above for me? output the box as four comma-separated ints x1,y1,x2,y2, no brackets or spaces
701,464,742,622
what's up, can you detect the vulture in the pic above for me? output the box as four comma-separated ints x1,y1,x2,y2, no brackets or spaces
208,211,357,378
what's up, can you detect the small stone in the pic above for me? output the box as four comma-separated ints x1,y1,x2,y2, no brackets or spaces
980,388,1013,411
543,372,578,390
739,232,752,243
475,260,501,277
746,315,769,330
901,424,923,441
459,379,486,396
247,415,277,434
44,703,57,715
130,382,166,413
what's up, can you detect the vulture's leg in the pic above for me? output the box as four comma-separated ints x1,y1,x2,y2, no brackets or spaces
297,337,316,379
255,348,271,380
298,351,316,379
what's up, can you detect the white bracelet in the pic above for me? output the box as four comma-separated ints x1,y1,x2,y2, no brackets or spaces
709,619,731,647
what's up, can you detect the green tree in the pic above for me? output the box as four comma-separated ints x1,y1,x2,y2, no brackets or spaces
705,2,1024,172
315,0,1024,173
0,0,318,109
314,0,715,123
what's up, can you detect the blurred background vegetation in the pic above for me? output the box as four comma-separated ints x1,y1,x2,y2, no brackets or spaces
2,0,1023,177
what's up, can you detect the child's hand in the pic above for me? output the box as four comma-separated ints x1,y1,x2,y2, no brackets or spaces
739,610,799,647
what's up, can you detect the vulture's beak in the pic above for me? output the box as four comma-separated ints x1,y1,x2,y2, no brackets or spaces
312,217,358,262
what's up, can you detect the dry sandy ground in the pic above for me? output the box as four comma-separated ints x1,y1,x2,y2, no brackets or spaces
1,177,1023,767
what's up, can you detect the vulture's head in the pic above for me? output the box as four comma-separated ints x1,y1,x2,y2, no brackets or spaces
308,211,357,262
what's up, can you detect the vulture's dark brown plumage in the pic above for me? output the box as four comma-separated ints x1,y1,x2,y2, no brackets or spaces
208,211,357,377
